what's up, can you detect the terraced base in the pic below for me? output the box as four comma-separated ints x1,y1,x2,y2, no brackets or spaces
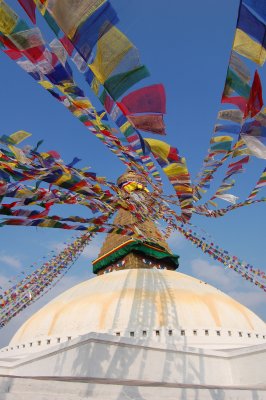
0,376,266,400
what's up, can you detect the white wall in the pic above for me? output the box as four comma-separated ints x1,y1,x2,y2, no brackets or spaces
0,333,265,387
3,327,266,358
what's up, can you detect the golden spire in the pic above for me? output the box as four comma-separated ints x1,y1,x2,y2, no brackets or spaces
92,170,179,275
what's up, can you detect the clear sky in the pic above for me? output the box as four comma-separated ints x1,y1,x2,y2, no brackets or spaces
0,0,265,346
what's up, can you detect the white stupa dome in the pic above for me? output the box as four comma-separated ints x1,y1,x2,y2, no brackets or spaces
10,269,266,351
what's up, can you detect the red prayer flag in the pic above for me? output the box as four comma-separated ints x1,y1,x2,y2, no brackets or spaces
244,70,264,118
168,147,180,162
22,46,46,63
29,208,50,219
118,84,166,115
3,49,22,60
18,0,36,24
103,94,114,113
60,36,74,56
221,95,247,113
226,164,244,174
47,150,61,159
228,155,249,169
128,114,166,135
0,36,19,51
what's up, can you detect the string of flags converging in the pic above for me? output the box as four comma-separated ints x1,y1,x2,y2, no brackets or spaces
0,0,265,327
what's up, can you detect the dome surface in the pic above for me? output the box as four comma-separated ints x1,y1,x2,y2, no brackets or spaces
10,269,265,349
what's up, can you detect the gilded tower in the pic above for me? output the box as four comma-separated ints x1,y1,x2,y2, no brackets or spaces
92,170,179,274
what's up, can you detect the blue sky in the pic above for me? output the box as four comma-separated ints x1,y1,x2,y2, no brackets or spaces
0,0,265,346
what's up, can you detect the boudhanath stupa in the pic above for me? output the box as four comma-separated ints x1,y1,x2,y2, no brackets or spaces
0,171,265,399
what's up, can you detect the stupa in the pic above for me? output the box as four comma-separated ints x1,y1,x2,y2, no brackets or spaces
0,170,265,400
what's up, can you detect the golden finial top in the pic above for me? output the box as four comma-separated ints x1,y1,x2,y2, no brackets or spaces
117,169,147,188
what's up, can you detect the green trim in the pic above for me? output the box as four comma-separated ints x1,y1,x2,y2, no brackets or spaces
93,240,179,273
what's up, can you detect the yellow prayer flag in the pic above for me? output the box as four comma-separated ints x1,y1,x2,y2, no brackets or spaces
39,80,54,89
93,116,105,130
10,130,31,144
198,187,207,193
163,163,187,177
72,108,83,117
59,164,71,174
90,77,100,96
0,1,18,35
145,138,170,163
181,198,194,207
233,29,266,66
99,111,106,119
208,200,218,207
173,185,193,194
0,161,16,169
49,0,105,39
120,121,131,133
210,136,233,143
16,187,36,198
39,220,57,228
72,99,92,110
234,139,246,149
40,152,50,159
232,148,251,157
54,172,72,186
56,82,73,95
123,182,148,193
89,26,133,83
8,145,30,164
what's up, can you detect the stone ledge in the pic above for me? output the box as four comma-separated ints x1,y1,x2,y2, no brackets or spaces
0,376,266,400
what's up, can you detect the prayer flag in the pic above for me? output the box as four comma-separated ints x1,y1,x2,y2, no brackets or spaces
233,28,266,65
238,5,266,49
104,65,150,100
210,135,233,143
118,84,166,115
243,0,266,23
241,134,266,159
128,114,165,135
48,0,106,39
144,138,179,165
210,141,232,153
0,1,18,35
221,95,247,112
18,0,36,24
215,194,239,204
214,124,241,134
244,70,264,118
90,26,134,84
8,130,31,144
224,68,251,98
228,155,249,169
217,109,243,124
229,52,251,83
72,2,118,61
248,168,266,199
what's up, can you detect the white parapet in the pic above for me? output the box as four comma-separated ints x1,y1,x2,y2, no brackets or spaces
0,332,266,388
